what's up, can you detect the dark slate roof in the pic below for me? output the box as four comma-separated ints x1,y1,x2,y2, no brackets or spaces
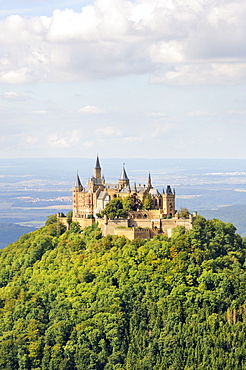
120,185,131,193
95,155,101,169
166,185,173,194
74,173,82,188
92,178,103,185
120,166,129,180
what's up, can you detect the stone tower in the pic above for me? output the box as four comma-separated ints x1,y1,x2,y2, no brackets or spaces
162,185,175,217
94,155,101,179
118,164,130,190
72,172,83,217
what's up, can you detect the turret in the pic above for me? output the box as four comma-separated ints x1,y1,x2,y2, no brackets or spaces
73,172,83,190
72,172,83,217
94,155,101,179
118,164,130,189
166,185,173,194
147,172,153,190
162,185,175,217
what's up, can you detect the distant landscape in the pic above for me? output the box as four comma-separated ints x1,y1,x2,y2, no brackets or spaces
1,157,246,247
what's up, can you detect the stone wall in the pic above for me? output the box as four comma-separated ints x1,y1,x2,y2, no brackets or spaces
114,227,150,240
58,213,195,240
97,218,129,237
58,215,94,230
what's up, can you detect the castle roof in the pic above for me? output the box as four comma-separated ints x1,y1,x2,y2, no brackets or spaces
74,173,82,188
149,188,160,196
120,185,131,193
91,177,103,185
95,155,101,169
120,165,129,180
148,172,152,188
166,185,173,194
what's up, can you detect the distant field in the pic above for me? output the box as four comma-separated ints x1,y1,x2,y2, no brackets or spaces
0,223,36,249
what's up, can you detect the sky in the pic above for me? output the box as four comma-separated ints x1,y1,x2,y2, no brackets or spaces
0,0,246,159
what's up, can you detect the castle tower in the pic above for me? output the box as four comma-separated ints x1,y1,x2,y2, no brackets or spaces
94,155,101,179
162,185,175,217
118,164,130,189
147,172,153,190
72,172,83,217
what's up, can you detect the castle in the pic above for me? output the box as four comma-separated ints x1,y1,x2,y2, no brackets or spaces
59,156,195,239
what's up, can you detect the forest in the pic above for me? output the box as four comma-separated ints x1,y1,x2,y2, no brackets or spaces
1,215,246,369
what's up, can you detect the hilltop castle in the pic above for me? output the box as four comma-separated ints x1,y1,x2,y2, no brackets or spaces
59,156,195,239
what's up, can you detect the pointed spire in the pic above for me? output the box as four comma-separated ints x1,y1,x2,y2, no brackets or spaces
74,172,82,188
95,155,101,169
120,163,129,180
148,171,152,188
94,155,102,179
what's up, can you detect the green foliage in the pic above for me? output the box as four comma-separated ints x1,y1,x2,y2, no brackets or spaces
100,198,127,219
122,195,142,211
45,214,58,226
179,207,190,219
1,217,246,369
142,193,154,210
68,221,81,234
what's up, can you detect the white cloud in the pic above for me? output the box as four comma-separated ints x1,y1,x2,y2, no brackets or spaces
19,135,38,145
150,123,174,137
150,63,246,86
147,112,168,118
78,105,106,114
47,130,80,148
83,140,94,148
32,110,50,114
2,91,26,100
123,135,144,143
187,111,216,117
0,0,246,85
94,126,122,136
228,110,246,114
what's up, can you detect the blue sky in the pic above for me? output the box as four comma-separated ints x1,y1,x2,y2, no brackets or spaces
0,0,246,159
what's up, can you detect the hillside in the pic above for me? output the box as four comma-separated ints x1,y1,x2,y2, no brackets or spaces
1,216,246,369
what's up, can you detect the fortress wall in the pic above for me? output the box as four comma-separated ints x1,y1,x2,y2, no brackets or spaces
73,217,94,229
134,229,151,239
97,218,129,237
161,218,193,237
59,213,194,240
129,210,162,219
128,219,153,228
114,227,150,240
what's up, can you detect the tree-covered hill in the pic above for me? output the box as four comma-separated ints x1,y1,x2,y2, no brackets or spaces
1,216,246,369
